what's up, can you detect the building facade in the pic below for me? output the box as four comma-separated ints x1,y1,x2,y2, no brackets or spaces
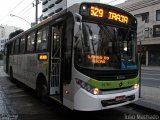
41,0,100,19
117,0,160,66
0,25,20,52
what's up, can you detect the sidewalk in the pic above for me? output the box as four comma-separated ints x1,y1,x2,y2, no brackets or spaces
0,66,18,120
132,65,160,113
0,85,18,120
133,86,160,113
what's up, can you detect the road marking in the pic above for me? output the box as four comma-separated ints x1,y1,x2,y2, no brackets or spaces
142,77,160,81
142,73,160,76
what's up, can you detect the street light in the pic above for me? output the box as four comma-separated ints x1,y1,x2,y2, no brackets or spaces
10,14,31,27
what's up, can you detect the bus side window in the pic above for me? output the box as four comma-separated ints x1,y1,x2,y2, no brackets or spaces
14,39,20,54
27,32,35,52
9,42,13,55
20,37,26,53
11,41,15,54
36,27,48,51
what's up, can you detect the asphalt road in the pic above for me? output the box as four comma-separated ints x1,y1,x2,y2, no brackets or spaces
141,69,160,88
0,61,159,120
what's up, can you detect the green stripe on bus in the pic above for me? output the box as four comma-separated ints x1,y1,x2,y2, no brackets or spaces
87,77,139,90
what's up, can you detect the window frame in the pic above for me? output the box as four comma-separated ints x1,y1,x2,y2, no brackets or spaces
135,12,149,23
14,39,20,54
36,27,49,52
20,36,26,54
156,10,160,21
26,32,36,52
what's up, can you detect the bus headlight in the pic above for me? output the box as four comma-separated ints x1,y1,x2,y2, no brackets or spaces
133,84,139,89
92,88,100,95
76,78,100,95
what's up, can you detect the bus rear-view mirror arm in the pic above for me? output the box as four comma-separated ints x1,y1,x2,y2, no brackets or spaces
73,13,85,54
74,13,82,48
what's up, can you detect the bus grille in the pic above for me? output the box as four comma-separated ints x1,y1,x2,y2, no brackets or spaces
76,66,138,81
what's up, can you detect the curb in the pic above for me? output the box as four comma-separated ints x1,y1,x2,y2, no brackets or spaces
141,67,160,71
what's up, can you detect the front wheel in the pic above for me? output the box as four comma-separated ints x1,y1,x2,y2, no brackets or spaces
37,81,49,104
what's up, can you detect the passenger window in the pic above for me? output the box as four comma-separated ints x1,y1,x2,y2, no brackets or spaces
10,42,14,55
14,39,20,54
20,37,26,53
27,32,35,52
36,28,48,51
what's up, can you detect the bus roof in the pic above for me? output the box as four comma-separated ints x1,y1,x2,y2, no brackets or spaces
6,2,136,44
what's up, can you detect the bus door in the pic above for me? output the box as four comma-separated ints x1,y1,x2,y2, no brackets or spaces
50,15,73,103
50,25,63,95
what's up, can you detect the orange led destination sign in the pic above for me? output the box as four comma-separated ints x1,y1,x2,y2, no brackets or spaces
87,55,110,64
90,6,104,17
90,6,129,24
108,11,128,24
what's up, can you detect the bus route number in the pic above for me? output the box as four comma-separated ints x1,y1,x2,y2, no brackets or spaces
90,6,104,17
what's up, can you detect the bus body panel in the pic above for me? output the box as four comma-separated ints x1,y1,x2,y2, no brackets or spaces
9,53,49,90
17,54,26,84
3,55,6,72
63,82,74,109
74,86,139,111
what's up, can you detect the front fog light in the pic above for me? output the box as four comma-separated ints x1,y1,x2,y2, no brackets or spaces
133,84,139,89
92,88,100,95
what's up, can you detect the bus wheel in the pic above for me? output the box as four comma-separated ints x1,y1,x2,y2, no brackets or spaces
10,68,15,82
37,80,49,104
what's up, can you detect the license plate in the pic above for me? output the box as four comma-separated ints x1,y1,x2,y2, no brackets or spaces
115,95,126,102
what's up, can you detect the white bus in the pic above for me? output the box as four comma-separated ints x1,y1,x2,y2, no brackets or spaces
4,2,139,111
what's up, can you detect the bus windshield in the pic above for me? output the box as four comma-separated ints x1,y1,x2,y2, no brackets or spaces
75,22,138,70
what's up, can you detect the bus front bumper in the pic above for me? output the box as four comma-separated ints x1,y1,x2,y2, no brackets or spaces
74,86,139,111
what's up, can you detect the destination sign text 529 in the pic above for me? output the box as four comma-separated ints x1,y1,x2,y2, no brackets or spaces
90,6,129,24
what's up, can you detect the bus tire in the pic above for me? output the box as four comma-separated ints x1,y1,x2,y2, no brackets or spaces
10,67,15,82
36,79,49,104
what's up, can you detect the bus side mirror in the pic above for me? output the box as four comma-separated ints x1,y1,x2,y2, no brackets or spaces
74,13,83,48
